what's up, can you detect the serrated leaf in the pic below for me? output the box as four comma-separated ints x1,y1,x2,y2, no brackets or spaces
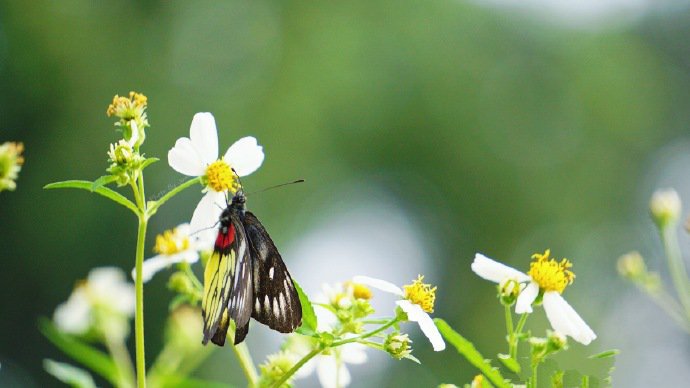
294,280,317,334
435,318,511,388
44,359,97,388
44,180,139,215
39,319,119,386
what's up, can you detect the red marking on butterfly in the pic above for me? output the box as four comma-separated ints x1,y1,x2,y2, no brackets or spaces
215,223,235,250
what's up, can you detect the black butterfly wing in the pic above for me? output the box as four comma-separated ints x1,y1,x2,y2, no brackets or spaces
202,214,254,346
242,211,302,334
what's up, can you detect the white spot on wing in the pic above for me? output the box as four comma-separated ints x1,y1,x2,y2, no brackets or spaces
273,297,280,318
264,295,271,314
269,266,274,279
255,298,261,313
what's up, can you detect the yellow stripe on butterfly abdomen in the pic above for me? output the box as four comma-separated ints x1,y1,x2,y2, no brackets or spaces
202,249,237,334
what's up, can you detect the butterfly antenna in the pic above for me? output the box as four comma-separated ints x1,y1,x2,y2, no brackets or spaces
246,179,305,196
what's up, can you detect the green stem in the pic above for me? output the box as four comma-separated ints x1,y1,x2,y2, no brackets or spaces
182,263,203,292
134,216,148,387
640,284,689,332
147,177,201,217
509,313,529,360
271,348,322,388
104,333,135,388
331,318,399,347
531,362,539,388
231,342,258,387
661,226,690,320
504,305,514,356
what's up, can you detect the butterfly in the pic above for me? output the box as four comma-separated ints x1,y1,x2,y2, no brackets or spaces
201,189,302,345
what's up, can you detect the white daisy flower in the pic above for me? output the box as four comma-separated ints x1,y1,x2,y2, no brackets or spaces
54,267,135,337
471,250,597,345
353,275,446,351
168,112,264,236
131,223,214,282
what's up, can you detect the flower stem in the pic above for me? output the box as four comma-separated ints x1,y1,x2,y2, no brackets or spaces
331,318,399,347
231,342,258,386
509,313,529,360
134,216,148,387
103,332,136,388
271,348,322,388
661,226,690,321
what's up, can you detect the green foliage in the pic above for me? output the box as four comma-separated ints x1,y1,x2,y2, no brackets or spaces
44,180,139,214
294,280,317,335
39,319,120,386
43,359,96,388
435,318,511,388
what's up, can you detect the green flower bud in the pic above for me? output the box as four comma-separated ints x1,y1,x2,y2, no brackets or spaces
384,332,412,360
650,188,681,229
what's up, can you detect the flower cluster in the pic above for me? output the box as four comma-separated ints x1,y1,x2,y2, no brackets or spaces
472,250,596,345
0,141,24,192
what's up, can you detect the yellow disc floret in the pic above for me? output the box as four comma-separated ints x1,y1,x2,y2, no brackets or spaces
154,227,191,255
527,249,575,294
107,91,148,119
403,275,437,313
205,160,239,193
348,282,373,300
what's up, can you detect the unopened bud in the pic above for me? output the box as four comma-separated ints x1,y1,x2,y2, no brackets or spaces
384,332,412,360
650,188,681,228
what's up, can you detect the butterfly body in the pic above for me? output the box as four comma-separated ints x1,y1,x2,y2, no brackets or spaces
202,191,302,345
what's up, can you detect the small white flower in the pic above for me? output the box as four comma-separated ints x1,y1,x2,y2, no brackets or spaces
168,112,264,236
131,223,213,282
471,251,596,345
54,268,135,336
650,188,682,227
353,275,446,351
291,336,367,388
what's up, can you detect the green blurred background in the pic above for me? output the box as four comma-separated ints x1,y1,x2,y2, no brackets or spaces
2,0,690,386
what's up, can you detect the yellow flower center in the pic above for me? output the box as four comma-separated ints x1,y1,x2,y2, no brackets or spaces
347,282,372,300
153,227,190,255
526,249,575,293
106,91,148,119
205,160,239,193
403,275,437,313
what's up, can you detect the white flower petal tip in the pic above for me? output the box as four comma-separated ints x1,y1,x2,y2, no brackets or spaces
224,136,264,177
396,300,446,351
471,253,531,284
543,292,597,345
189,113,219,164
352,276,404,296
168,137,206,176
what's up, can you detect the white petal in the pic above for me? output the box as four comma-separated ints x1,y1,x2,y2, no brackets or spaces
190,191,225,237
340,343,368,364
471,253,530,284
352,276,404,296
316,355,351,388
53,289,91,334
543,292,597,345
128,121,139,146
168,137,206,176
132,251,199,283
223,136,264,177
396,300,446,351
189,112,219,164
515,282,539,314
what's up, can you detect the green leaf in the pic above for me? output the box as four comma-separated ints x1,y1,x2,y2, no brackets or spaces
435,318,511,388
91,175,118,191
294,280,317,333
155,375,235,388
497,353,521,374
39,319,120,386
589,349,620,359
141,157,159,170
44,180,139,215
44,359,97,388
